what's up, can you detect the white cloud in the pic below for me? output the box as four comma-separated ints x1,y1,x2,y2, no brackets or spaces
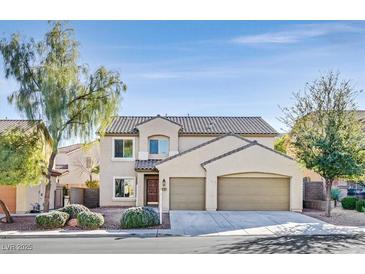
136,72,182,79
231,23,362,45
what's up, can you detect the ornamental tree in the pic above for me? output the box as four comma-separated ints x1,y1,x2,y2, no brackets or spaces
0,21,126,211
281,71,365,217
0,126,47,223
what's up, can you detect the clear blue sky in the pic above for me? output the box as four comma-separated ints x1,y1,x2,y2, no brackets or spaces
0,21,364,133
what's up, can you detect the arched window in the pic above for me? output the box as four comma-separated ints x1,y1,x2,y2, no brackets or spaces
148,135,169,156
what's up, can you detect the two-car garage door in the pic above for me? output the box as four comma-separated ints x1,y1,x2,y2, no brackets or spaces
218,177,290,211
169,176,290,211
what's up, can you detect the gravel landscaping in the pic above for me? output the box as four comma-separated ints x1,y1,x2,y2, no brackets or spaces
92,207,170,230
303,206,365,226
0,207,170,231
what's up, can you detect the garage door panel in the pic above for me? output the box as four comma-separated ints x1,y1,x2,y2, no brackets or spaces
170,178,205,210
218,177,289,211
0,185,16,213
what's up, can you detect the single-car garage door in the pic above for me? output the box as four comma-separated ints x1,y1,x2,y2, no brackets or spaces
218,177,290,211
170,177,205,210
0,185,16,213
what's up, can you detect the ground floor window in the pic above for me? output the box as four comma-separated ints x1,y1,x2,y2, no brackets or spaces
114,177,135,199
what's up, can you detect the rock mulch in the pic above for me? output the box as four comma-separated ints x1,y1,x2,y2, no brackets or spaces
0,216,39,231
92,207,170,230
303,206,365,227
0,207,170,231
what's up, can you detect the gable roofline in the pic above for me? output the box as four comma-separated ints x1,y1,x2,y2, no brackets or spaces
58,140,99,155
155,133,252,166
134,115,182,129
58,143,83,154
201,141,294,167
0,119,42,133
0,119,52,146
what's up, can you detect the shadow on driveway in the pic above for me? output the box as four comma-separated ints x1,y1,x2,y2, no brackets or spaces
215,234,365,254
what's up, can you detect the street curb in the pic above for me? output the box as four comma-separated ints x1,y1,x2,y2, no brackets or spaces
0,233,163,239
2,231,365,239
0,230,183,239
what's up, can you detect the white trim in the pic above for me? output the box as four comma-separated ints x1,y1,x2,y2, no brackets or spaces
112,137,135,161
112,176,137,200
138,151,148,160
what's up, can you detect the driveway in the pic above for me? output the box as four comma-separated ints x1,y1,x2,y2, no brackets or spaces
167,211,365,236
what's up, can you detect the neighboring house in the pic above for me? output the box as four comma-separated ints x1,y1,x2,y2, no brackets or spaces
0,120,57,213
55,141,100,188
54,141,100,206
100,115,303,212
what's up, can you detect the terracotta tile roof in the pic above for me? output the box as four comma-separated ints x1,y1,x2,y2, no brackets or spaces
105,116,278,135
135,159,161,171
0,119,40,134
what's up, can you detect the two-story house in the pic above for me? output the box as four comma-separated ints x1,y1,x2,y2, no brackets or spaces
99,115,303,213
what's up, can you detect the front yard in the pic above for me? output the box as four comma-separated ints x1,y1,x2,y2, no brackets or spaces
303,206,365,227
0,207,170,231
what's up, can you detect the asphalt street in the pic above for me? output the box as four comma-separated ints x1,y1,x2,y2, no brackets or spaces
2,234,365,254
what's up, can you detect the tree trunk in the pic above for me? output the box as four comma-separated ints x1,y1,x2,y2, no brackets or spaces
43,151,57,212
0,199,14,223
325,179,333,217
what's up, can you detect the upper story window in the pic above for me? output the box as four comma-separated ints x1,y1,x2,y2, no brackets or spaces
149,139,169,156
113,138,134,160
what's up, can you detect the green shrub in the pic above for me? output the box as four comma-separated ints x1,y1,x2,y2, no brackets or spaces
77,211,104,229
356,200,365,212
341,197,358,210
59,204,90,219
85,180,100,189
35,211,69,229
120,207,160,229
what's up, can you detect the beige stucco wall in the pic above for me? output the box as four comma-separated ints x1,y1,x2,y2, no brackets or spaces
245,136,275,149
179,136,215,151
303,168,324,182
136,117,181,159
179,135,275,151
202,145,303,211
157,135,250,212
99,136,138,207
15,180,56,213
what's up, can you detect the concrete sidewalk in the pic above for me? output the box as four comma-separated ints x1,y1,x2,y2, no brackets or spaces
2,210,365,239
1,224,365,239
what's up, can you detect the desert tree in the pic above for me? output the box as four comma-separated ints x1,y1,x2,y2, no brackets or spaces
281,71,365,217
0,21,126,211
